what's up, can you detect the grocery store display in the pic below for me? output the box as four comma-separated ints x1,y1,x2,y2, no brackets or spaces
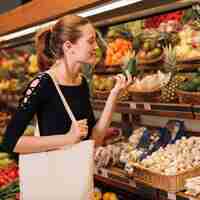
128,71,171,93
95,120,188,175
92,75,130,100
137,30,163,65
95,143,124,168
185,176,200,196
93,187,119,200
105,38,133,66
0,49,39,110
128,71,171,102
2,2,200,200
176,72,200,104
141,137,200,175
160,45,186,103
0,180,19,200
175,24,200,61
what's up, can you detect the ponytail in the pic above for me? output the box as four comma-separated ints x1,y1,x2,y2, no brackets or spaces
35,14,90,71
35,28,55,71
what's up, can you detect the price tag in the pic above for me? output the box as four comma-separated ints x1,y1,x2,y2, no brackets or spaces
130,102,136,109
168,192,176,200
144,103,151,111
101,168,108,178
129,180,136,188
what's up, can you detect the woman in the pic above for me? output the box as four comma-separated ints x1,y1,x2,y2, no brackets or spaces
2,15,132,154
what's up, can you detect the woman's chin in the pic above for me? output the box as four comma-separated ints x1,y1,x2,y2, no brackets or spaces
88,57,97,65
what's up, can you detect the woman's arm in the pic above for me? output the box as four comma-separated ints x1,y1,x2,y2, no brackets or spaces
14,134,76,154
14,119,88,154
92,73,132,146
2,74,88,154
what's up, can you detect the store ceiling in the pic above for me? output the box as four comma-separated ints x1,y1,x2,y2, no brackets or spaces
0,0,111,36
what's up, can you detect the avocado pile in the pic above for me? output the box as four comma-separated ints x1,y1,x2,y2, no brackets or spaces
179,73,200,92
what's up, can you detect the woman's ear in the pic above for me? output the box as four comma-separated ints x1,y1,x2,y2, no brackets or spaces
63,41,72,52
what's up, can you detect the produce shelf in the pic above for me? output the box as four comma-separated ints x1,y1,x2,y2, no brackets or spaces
92,99,194,119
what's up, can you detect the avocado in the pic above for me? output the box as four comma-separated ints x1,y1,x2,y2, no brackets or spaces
151,48,162,58
191,77,200,86
122,57,137,77
143,42,151,52
181,82,198,91
197,86,200,92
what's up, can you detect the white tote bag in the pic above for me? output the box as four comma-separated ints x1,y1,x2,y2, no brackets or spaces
19,70,94,200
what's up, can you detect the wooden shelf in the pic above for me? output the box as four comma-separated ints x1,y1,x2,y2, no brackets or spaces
192,105,200,120
94,167,195,200
178,192,200,200
91,99,194,119
94,175,136,193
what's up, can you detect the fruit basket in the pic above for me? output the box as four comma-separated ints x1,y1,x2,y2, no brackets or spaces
128,71,170,102
176,90,200,104
137,53,164,65
93,89,130,101
176,56,200,64
132,163,200,192
93,90,110,100
129,89,161,102
94,63,122,74
0,91,21,106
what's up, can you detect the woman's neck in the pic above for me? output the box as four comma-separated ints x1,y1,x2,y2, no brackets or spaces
54,59,82,86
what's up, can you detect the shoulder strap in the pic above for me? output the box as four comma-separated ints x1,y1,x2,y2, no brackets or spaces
46,69,77,124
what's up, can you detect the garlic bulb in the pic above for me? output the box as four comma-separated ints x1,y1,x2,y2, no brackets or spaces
141,137,200,175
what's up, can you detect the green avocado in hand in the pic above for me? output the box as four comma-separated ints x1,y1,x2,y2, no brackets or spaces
122,56,137,78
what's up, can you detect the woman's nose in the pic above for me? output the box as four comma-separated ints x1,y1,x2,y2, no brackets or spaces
94,40,98,49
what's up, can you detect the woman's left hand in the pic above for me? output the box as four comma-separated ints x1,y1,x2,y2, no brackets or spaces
111,71,133,96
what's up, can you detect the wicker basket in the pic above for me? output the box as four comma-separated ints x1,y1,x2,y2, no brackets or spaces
177,56,200,63
132,164,200,192
93,90,110,100
137,53,164,65
95,59,122,74
93,90,130,101
129,89,161,102
176,90,200,104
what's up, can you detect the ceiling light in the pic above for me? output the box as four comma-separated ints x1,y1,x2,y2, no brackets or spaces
0,0,142,42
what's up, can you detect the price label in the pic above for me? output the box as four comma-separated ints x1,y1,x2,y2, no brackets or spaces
129,180,136,188
144,103,151,111
168,192,176,200
101,168,108,178
130,102,137,109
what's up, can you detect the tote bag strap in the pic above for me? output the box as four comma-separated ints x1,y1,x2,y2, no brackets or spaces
34,69,77,137
46,69,77,124
34,116,40,137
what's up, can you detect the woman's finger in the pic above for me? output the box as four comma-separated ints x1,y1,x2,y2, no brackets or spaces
126,72,132,86
77,124,88,128
77,119,87,125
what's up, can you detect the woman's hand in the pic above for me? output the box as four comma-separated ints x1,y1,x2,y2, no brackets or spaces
111,71,133,96
68,119,88,143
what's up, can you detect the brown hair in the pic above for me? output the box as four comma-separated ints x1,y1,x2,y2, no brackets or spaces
35,15,90,70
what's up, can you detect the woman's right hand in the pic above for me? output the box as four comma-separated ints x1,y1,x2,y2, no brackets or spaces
68,119,88,143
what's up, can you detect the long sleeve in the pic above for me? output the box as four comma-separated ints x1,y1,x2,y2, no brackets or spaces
1,73,49,153
82,77,96,139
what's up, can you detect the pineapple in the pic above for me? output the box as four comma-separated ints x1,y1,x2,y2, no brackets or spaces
161,45,185,103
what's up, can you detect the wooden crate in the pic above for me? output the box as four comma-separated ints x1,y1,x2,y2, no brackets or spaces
132,164,200,192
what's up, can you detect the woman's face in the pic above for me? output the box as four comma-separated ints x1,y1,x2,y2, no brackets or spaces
64,23,98,66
